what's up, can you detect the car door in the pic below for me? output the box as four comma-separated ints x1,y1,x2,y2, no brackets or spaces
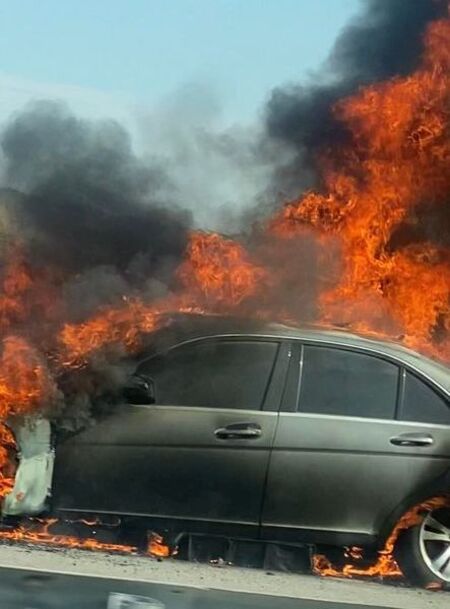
261,342,450,545
52,336,288,536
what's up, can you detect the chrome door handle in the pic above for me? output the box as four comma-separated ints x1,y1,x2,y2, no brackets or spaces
214,423,262,440
390,433,434,447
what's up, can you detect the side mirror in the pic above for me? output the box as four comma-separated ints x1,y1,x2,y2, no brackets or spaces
123,374,156,405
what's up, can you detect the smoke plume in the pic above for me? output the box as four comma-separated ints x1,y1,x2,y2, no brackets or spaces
0,101,194,427
265,0,448,197
1,101,191,301
0,0,449,432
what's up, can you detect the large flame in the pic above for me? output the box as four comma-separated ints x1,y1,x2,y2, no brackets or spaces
0,7,449,576
0,336,59,419
176,231,268,308
54,16,450,367
0,248,60,332
270,16,450,359
58,231,266,367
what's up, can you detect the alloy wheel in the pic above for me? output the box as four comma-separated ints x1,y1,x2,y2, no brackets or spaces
418,509,450,582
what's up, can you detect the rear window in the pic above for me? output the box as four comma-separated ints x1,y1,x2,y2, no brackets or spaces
400,372,450,425
298,346,399,419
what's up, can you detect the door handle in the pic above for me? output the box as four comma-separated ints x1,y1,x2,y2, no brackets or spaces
390,433,434,447
214,423,262,440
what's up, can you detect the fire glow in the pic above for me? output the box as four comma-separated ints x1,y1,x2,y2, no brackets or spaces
312,497,449,579
0,517,170,558
56,11,450,368
0,4,449,582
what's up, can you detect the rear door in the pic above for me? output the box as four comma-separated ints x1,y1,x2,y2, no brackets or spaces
53,337,288,535
262,343,450,544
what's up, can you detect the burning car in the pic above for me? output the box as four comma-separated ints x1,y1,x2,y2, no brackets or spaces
2,315,449,587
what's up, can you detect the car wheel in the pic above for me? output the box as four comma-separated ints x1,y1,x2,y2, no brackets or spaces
395,507,450,588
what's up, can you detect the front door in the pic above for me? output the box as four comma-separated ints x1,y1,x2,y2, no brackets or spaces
53,337,287,534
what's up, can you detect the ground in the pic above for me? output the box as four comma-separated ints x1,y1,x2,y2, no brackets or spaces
0,542,447,609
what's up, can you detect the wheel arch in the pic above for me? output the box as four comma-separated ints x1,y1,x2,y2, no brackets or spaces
376,468,450,550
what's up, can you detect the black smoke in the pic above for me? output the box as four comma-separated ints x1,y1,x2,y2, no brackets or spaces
0,102,194,428
265,0,448,197
1,101,191,310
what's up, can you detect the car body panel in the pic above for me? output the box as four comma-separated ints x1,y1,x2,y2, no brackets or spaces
262,413,450,537
260,336,449,543
51,336,291,528
52,406,278,526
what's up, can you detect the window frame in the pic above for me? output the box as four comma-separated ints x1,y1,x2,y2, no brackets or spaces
134,334,291,412
280,339,402,420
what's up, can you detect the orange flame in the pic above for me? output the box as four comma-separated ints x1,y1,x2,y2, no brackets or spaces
177,231,267,308
0,336,60,419
0,518,137,554
59,298,163,366
58,231,266,365
0,6,449,570
0,517,173,559
0,423,15,500
312,496,450,579
0,248,60,332
270,15,450,360
147,532,172,558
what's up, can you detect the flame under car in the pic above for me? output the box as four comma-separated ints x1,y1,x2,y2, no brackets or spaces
4,316,450,586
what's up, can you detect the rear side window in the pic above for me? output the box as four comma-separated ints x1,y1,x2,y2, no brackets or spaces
138,340,278,410
400,372,450,425
298,346,399,419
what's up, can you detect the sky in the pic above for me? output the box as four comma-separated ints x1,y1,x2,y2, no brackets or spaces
0,0,360,127
0,0,362,228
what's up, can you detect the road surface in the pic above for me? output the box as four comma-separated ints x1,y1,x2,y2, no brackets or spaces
0,565,413,609
0,542,447,609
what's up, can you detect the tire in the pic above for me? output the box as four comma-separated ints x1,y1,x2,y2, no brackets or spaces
395,507,450,588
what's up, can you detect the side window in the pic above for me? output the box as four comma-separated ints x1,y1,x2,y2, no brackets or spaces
137,340,279,410
400,372,450,425
298,346,399,419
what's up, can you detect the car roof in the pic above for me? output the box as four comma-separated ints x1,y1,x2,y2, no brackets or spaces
138,313,450,396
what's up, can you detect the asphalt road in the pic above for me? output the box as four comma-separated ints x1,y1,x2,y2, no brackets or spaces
0,543,447,609
0,566,409,609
